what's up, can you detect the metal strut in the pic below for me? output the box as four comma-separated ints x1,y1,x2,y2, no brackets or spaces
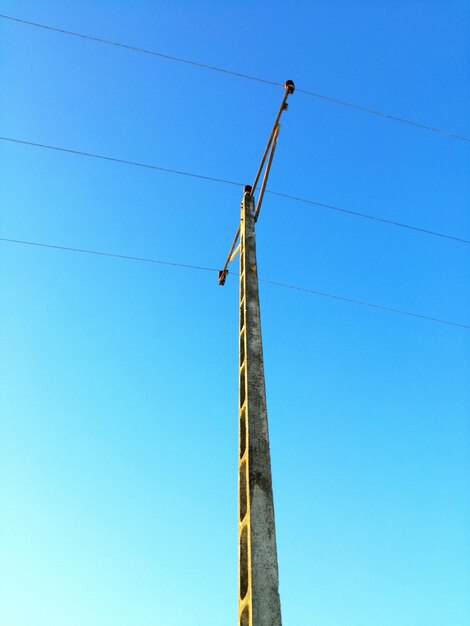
218,80,295,286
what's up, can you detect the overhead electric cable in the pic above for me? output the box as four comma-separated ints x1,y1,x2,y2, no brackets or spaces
266,190,470,245
261,279,470,330
1,237,469,330
1,13,469,143
294,87,470,142
2,135,469,245
0,136,241,187
0,237,218,272
0,14,281,87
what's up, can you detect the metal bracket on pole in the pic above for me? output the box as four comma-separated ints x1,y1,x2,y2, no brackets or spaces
254,123,280,223
250,80,294,197
218,223,241,285
230,243,241,261
218,80,295,285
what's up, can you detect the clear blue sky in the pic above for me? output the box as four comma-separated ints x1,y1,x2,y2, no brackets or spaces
1,2,469,625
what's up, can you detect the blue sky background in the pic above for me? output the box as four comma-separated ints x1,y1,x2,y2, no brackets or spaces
1,2,469,625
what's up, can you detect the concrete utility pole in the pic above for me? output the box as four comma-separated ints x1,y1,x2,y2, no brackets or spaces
219,81,295,626
237,186,281,626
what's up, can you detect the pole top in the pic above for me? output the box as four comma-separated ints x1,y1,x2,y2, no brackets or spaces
244,184,253,194
284,80,295,94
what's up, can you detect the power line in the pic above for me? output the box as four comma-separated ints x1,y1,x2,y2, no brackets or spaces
266,190,470,245
0,237,218,272
1,236,469,330
2,136,469,246
1,13,469,143
0,14,282,88
261,279,470,330
0,136,241,188
295,87,470,142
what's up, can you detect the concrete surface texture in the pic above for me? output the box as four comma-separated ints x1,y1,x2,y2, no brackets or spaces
238,191,282,626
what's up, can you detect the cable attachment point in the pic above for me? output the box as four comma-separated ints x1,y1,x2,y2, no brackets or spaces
218,269,228,286
284,80,295,94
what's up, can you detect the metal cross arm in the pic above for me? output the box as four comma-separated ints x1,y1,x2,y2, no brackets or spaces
250,80,295,199
253,123,280,223
218,80,295,286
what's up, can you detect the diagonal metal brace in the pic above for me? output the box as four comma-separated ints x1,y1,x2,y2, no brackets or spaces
251,80,294,196
218,80,295,285
254,123,280,223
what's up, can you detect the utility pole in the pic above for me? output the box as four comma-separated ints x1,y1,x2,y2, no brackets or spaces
219,81,295,626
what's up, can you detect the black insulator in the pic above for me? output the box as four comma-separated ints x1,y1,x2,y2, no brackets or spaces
284,80,295,94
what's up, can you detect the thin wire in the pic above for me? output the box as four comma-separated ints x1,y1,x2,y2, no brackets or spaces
295,88,470,143
261,279,470,330
0,136,241,188
0,237,218,273
1,237,469,330
266,190,470,245
0,14,282,87
2,135,469,246
1,13,469,143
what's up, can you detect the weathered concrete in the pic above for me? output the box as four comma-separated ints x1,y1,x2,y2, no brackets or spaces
238,190,282,626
